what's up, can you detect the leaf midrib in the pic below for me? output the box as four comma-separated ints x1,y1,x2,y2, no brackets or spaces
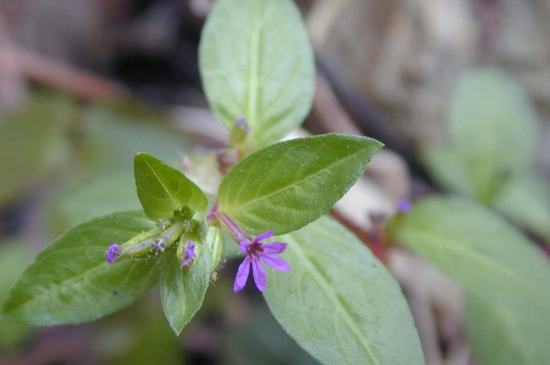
142,158,179,207
224,147,367,215
287,235,382,365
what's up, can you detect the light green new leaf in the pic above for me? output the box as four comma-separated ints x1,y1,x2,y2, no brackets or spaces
264,216,424,365
160,243,213,335
134,153,208,221
492,174,550,241
218,134,383,235
199,0,315,148
1,211,161,326
388,196,550,364
0,93,73,205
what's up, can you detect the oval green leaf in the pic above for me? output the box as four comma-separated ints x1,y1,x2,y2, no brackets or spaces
199,0,315,148
218,134,383,235
134,153,208,221
160,244,212,335
264,216,424,365
388,196,550,364
1,211,161,326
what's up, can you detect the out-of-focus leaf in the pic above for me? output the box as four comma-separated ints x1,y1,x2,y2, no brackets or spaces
0,93,73,205
218,134,383,236
388,196,550,364
2,211,161,326
449,68,536,175
199,0,315,148
466,294,548,365
160,244,212,335
264,216,424,365
422,145,477,197
0,237,31,353
224,307,317,365
134,153,208,221
424,68,537,204
492,174,550,241
80,102,188,174
47,172,141,235
95,292,182,365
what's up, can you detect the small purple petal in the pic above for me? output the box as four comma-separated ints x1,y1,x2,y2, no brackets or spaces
181,259,191,268
239,240,249,254
251,259,267,292
187,241,196,250
261,242,287,254
234,257,251,292
253,230,274,243
105,244,121,263
397,199,412,213
260,253,290,272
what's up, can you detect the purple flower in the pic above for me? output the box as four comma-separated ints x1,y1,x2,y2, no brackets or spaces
105,243,121,263
181,241,197,268
397,199,412,213
234,231,289,293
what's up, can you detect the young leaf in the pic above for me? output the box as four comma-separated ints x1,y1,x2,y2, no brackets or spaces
199,0,315,148
263,216,424,365
388,196,550,364
1,211,161,326
160,245,213,335
218,134,382,235
134,153,208,221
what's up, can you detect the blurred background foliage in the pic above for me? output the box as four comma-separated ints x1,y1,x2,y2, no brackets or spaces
1,0,550,364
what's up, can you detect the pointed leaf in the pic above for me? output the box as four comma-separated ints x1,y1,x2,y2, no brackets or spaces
134,153,208,221
218,134,383,235
199,0,315,147
1,211,161,326
160,244,213,335
264,216,424,365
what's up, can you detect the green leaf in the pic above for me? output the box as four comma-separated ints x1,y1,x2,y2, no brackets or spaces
388,196,550,364
449,68,536,173
465,294,549,365
424,68,537,203
160,244,213,335
1,211,162,326
199,0,315,148
492,174,550,241
47,172,141,235
80,102,188,174
224,308,317,365
0,93,73,205
134,153,208,221
264,216,424,365
218,134,383,235
0,237,31,352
